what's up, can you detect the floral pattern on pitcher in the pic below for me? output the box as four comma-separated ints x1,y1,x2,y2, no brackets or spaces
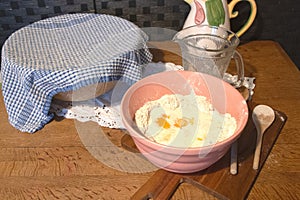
185,0,226,27
183,0,257,37
184,0,228,29
205,0,226,26
193,0,205,25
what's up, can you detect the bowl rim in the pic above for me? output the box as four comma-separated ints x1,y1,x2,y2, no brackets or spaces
121,70,249,152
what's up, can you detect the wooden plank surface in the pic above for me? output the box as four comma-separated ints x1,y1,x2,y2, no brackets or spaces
0,40,299,199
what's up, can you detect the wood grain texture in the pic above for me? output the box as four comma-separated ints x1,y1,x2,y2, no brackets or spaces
240,41,300,200
0,40,299,199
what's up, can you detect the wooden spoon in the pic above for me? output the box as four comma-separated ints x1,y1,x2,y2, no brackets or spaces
252,105,275,170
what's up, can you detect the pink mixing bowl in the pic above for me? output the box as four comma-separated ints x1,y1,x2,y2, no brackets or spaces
121,71,248,173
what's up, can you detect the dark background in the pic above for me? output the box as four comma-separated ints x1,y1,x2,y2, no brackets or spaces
1,0,299,69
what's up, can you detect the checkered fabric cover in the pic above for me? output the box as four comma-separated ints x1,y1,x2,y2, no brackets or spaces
1,13,152,133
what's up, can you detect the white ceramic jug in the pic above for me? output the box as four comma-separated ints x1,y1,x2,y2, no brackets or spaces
183,0,257,37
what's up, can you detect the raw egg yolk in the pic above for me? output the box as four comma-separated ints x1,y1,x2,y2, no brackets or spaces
156,115,171,129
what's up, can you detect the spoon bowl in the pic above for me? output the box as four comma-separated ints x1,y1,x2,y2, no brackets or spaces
252,105,275,170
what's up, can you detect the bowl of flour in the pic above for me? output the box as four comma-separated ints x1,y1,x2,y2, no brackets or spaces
121,70,248,173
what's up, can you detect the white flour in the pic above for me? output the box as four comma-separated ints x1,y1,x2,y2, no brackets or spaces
135,93,237,148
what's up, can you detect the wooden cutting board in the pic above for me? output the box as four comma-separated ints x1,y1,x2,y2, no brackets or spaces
121,102,287,200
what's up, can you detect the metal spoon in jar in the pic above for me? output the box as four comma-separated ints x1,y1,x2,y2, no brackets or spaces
252,105,275,170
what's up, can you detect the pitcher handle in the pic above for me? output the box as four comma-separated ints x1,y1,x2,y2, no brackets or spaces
232,50,244,88
228,0,257,37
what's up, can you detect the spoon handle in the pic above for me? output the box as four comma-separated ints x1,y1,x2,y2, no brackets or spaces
230,141,238,175
253,127,263,170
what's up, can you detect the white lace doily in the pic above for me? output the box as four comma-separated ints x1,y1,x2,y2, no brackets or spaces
50,62,184,129
223,73,256,98
50,62,255,129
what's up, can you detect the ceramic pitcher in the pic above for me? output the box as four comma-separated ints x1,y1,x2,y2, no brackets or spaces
183,0,257,37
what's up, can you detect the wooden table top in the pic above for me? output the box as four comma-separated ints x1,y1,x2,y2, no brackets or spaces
0,40,299,199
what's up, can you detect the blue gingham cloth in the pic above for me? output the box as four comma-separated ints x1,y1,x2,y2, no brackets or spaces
0,14,152,133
